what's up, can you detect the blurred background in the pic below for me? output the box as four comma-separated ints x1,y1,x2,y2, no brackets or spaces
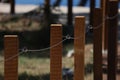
0,0,111,80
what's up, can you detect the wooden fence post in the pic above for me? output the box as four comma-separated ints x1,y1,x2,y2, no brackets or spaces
74,16,85,80
93,8,102,80
10,0,15,14
4,35,18,80
90,0,95,26
67,0,73,25
104,0,109,50
101,0,106,50
50,24,62,80
108,1,118,80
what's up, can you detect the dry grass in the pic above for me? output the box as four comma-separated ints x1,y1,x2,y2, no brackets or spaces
0,13,93,79
19,57,50,75
0,56,74,76
0,14,41,31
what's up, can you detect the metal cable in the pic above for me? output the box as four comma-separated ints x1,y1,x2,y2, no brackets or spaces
87,13,119,30
0,35,79,63
0,51,24,63
0,13,119,63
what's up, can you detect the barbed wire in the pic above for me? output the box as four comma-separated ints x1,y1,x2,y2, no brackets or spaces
87,13,119,30
23,35,80,52
0,12,119,63
0,35,80,63
0,51,24,63
26,38,67,52
62,34,80,39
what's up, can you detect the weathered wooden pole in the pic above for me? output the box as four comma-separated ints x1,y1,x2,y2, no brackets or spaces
100,0,104,44
44,0,51,26
50,24,62,80
44,0,50,16
10,0,15,14
93,8,103,80
104,0,109,50
101,0,105,50
101,0,107,51
107,1,118,80
67,0,73,25
74,16,85,80
4,35,18,80
90,0,95,26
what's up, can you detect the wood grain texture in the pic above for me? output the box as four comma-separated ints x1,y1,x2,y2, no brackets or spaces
50,24,62,80
4,35,18,80
108,1,118,80
93,8,102,80
74,16,85,80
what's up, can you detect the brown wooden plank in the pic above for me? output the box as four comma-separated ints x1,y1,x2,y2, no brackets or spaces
50,24,62,80
4,35,18,80
93,8,103,80
101,0,106,50
10,0,15,14
107,1,118,80
101,1,108,80
104,0,109,50
74,16,85,80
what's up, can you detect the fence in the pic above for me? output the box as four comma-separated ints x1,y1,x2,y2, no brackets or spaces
0,0,73,25
3,16,85,80
92,0,119,80
1,0,120,80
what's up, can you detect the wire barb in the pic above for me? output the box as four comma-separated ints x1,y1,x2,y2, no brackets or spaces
21,47,28,53
87,25,93,29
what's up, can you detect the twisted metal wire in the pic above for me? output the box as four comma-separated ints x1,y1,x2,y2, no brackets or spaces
0,35,80,63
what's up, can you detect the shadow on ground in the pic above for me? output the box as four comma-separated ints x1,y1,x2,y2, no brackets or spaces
19,73,50,80
0,73,50,80
0,63,94,80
